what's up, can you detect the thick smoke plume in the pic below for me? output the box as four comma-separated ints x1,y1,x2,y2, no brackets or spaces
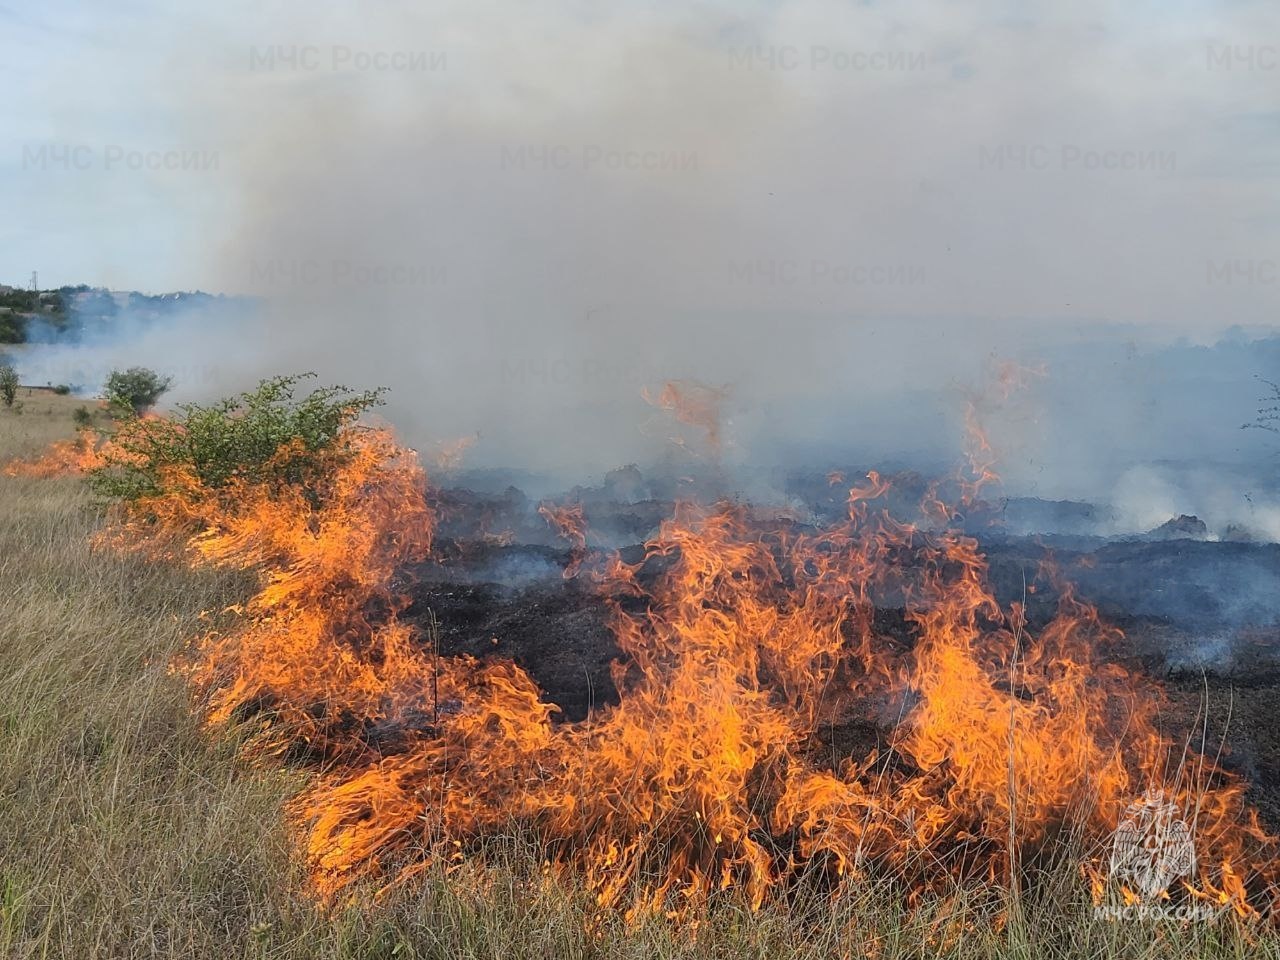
13,1,1280,528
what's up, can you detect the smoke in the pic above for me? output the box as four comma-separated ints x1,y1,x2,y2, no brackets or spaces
10,2,1279,518
1105,463,1280,542
9,294,254,401
1110,467,1184,534
128,4,1267,471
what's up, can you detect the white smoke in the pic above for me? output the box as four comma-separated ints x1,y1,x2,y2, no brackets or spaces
6,1,1279,506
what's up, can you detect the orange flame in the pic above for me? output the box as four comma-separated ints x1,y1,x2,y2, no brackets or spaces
2,430,105,477
538,500,588,578
643,380,730,455
431,435,477,472
32,406,1272,922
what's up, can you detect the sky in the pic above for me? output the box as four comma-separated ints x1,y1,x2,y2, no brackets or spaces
0,0,1274,321
1,0,1278,489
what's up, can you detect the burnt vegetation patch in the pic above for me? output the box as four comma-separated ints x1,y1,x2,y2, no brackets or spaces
406,481,1280,835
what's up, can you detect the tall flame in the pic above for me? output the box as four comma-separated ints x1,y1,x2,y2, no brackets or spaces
538,499,588,578
19,407,1279,922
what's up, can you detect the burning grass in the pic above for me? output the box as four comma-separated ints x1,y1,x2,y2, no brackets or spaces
2,391,1279,957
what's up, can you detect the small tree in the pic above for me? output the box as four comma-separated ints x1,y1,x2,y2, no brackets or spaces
89,374,385,502
0,363,18,408
104,367,172,415
1246,378,1280,434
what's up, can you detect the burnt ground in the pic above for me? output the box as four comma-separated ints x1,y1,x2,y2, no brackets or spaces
403,500,1280,830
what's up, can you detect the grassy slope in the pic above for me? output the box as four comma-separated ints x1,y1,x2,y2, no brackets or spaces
0,398,1274,959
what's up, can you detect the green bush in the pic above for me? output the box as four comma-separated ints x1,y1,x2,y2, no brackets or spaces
104,367,172,415
72,406,94,428
0,312,26,344
88,374,385,502
53,384,72,396
0,363,18,408
0,288,38,312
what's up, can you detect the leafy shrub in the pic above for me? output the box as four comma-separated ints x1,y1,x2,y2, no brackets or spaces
53,384,72,396
0,312,26,344
72,406,94,428
88,374,385,502
0,364,18,407
104,367,172,415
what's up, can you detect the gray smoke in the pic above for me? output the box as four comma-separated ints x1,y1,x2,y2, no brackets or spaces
10,1,1280,529
9,295,253,401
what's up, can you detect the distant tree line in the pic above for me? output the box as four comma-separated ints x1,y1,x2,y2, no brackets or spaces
0,283,231,346
0,286,69,343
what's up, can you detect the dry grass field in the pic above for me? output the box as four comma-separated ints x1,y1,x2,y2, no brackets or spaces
0,393,1276,959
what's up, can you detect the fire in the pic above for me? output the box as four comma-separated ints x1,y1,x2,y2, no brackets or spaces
145,430,437,759
957,360,1046,508
2,410,169,479
430,434,477,472
642,379,730,455
2,429,105,478
538,499,588,578
24,400,1280,923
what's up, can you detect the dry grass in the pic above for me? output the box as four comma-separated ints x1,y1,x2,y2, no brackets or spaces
0,400,1276,958
0,388,98,455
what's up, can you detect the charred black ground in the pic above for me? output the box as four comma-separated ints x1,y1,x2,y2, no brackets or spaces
405,475,1280,830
